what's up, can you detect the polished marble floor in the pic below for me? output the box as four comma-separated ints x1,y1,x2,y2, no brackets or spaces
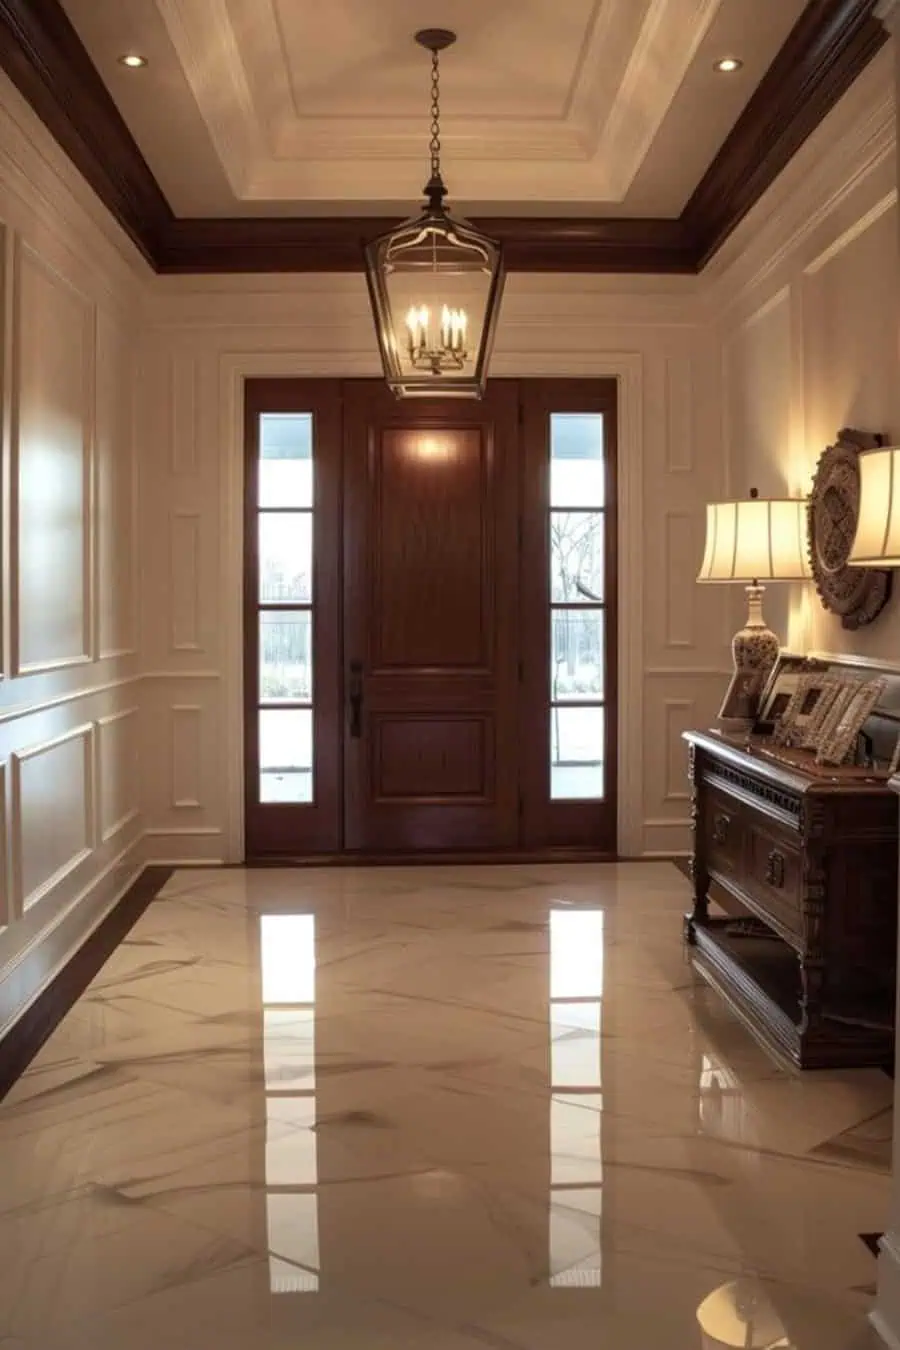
0,861,894,1349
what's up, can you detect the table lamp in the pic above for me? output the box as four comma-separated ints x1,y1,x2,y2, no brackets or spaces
848,443,900,566
698,489,810,724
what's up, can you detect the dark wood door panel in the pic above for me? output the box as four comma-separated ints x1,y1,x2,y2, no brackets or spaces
343,380,520,853
373,714,492,800
373,427,493,672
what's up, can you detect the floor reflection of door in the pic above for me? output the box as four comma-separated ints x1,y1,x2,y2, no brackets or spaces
244,378,617,859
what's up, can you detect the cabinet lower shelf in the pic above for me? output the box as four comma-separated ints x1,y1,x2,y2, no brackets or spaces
687,916,893,1070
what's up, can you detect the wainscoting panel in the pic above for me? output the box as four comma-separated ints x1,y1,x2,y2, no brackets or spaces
12,241,94,676
96,705,140,844
11,723,94,912
169,511,202,653
171,703,203,809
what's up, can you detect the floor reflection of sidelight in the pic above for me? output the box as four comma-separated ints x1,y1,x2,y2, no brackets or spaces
549,908,604,1287
260,913,319,1292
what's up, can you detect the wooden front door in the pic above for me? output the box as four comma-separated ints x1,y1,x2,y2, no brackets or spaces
243,377,617,860
342,382,520,851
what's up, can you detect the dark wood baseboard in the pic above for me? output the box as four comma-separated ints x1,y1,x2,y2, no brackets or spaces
0,864,173,1103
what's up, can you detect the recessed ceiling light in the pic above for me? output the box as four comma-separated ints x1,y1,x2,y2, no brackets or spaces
714,57,743,73
118,53,148,69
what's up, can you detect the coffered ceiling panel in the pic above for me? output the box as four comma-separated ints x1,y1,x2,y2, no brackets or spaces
59,0,808,217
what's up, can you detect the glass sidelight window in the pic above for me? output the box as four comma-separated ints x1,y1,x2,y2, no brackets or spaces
256,414,314,803
549,415,606,800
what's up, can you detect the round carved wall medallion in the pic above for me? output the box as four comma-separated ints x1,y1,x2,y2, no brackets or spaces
807,429,891,630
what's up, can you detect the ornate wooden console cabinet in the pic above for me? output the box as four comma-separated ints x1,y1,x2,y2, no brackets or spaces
683,730,898,1069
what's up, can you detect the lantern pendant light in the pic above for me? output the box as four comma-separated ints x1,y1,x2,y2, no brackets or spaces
363,29,506,399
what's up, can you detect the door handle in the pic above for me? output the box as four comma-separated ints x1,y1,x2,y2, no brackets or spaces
349,660,363,738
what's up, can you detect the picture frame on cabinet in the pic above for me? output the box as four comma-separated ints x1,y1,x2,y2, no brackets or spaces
773,672,841,747
816,677,886,767
755,653,827,734
809,677,863,759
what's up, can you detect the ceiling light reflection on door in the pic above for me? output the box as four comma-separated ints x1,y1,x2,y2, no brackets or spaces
363,30,505,399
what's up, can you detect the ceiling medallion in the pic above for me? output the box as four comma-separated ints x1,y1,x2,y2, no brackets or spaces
363,29,506,399
807,428,892,629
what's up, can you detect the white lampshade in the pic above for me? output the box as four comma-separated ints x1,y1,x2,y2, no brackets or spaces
698,497,810,583
848,445,900,566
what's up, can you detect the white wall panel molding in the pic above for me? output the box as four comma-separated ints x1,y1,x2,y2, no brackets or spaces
169,511,203,653
170,353,201,476
148,274,702,333
144,826,226,867
170,704,203,809
664,354,694,473
11,238,95,676
96,306,139,660
95,706,140,845
663,512,696,649
705,47,895,311
661,698,693,803
803,193,897,277
0,672,142,727
0,72,150,298
10,722,95,915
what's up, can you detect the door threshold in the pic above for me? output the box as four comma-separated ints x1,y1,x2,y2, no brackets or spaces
244,848,619,867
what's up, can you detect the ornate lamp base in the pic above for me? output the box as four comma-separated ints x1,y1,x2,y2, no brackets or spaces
717,584,779,727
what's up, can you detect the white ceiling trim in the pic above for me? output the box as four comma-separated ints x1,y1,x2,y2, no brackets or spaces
155,0,276,196
595,0,724,198
151,0,721,206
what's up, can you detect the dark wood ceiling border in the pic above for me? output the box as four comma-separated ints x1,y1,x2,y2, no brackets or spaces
160,214,698,274
683,0,888,267
0,0,889,275
0,0,172,264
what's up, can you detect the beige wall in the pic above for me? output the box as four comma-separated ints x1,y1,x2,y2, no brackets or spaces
137,273,731,862
0,75,149,1034
709,45,899,663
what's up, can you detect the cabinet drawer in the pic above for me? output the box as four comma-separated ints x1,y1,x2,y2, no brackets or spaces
703,791,743,877
744,822,802,940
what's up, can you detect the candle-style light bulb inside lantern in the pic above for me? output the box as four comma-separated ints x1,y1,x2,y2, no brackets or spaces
363,30,505,398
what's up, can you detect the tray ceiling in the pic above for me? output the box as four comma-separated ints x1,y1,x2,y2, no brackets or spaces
59,0,807,218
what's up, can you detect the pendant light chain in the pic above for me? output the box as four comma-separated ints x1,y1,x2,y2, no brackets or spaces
429,47,442,181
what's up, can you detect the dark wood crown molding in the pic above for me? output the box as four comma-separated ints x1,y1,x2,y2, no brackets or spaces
159,214,698,274
0,0,890,275
0,0,172,264
683,0,888,266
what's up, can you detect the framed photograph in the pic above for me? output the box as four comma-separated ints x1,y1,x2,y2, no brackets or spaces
809,677,863,758
773,672,841,747
756,654,827,733
797,675,844,750
816,677,887,766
